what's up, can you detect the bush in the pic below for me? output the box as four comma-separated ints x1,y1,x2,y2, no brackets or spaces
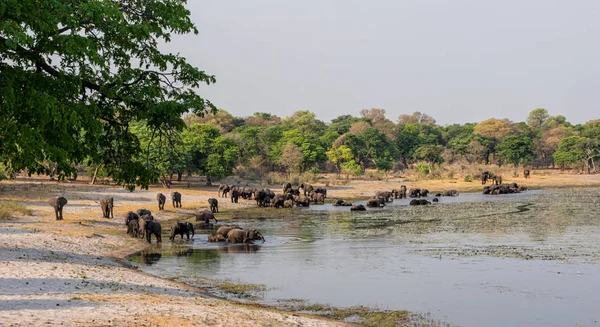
464,175,473,182
416,163,430,175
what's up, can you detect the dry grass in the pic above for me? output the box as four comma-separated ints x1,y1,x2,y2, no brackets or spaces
0,200,33,219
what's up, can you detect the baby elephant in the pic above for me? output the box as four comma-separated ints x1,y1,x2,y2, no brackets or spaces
208,198,219,213
169,221,194,240
227,228,265,243
100,196,114,218
49,196,68,220
145,220,162,243
156,193,166,211
128,219,140,238
171,192,182,208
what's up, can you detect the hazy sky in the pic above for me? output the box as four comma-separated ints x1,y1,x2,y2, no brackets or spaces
167,0,600,125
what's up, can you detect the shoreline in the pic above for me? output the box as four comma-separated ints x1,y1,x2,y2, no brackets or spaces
1,172,600,326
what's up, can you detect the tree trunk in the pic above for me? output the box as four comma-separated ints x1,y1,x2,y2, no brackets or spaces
90,165,101,185
160,176,170,188
206,175,212,186
177,171,183,181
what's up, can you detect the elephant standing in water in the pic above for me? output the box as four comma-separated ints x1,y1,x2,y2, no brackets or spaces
156,193,166,211
170,222,194,240
100,196,114,218
171,192,182,208
208,198,219,213
49,196,68,220
226,228,265,243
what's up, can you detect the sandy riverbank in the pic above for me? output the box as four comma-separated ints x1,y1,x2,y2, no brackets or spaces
1,171,598,326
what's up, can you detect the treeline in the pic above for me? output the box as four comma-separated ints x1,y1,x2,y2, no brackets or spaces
114,108,599,187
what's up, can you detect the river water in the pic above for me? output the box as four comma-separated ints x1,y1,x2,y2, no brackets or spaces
130,188,600,327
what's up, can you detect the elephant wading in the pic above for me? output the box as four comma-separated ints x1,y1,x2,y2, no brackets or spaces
226,228,265,243
300,183,313,196
100,196,114,218
49,196,68,220
156,193,166,211
208,198,219,213
332,199,352,206
443,189,459,196
170,222,194,240
171,192,182,208
145,220,162,243
399,185,407,198
410,199,431,205
351,204,366,211
195,210,219,227
366,197,385,208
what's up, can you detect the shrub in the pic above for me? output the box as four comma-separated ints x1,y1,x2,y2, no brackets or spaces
416,163,430,175
464,175,473,182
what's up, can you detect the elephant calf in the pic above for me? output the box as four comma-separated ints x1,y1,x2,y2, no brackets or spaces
171,192,182,208
156,193,166,211
195,210,219,224
145,220,162,243
128,219,140,238
49,196,68,220
283,199,294,208
226,228,265,243
170,222,194,240
100,196,114,218
208,198,219,213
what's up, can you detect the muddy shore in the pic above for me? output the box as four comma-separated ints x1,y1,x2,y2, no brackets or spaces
1,172,599,326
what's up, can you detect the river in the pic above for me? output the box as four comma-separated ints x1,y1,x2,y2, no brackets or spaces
130,188,600,326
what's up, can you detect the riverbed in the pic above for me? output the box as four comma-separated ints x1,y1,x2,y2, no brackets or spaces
130,188,600,327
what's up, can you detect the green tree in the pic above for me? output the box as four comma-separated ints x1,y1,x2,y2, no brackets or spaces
553,136,599,173
278,143,304,177
0,0,215,189
527,108,550,130
182,124,238,185
496,134,535,167
413,144,443,173
326,145,355,175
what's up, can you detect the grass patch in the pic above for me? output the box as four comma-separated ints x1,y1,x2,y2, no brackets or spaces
216,280,268,300
0,201,33,220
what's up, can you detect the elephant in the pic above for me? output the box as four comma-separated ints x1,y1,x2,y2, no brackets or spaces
156,193,166,211
293,195,310,207
208,233,226,242
271,195,285,208
420,189,430,197
332,199,352,206
310,192,325,204
226,228,265,243
399,185,407,199
409,188,421,198
216,225,241,238
230,189,240,203
409,199,431,205
145,220,162,243
127,219,140,238
241,188,256,200
255,190,268,207
314,187,327,198
283,182,292,194
195,210,219,224
483,183,524,195
283,199,294,208
208,198,219,213
524,169,531,179
366,196,385,208
124,211,139,227
218,184,230,198
351,204,366,211
300,183,313,196
493,175,503,185
170,222,194,240
136,208,152,217
100,196,114,218
481,171,490,185
443,189,459,196
49,196,68,220
171,192,182,208
289,187,300,196
432,198,439,203
264,188,275,199
376,191,393,202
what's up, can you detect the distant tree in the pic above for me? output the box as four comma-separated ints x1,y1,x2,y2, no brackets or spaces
398,111,437,126
183,109,236,133
553,136,599,173
526,108,550,131
413,145,443,172
282,110,327,135
496,134,536,167
542,115,569,130
279,143,305,177
326,145,355,175
244,112,282,127
360,108,388,126
473,118,514,140
349,121,372,134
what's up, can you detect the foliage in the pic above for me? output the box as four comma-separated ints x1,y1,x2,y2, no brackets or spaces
182,124,238,181
0,0,216,189
496,134,536,167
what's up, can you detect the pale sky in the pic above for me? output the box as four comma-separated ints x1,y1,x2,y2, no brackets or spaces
167,0,600,125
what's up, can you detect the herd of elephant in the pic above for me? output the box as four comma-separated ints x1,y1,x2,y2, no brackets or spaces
216,182,327,208
346,187,461,210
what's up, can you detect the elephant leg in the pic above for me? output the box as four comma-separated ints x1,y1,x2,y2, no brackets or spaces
156,233,162,243
146,232,151,243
